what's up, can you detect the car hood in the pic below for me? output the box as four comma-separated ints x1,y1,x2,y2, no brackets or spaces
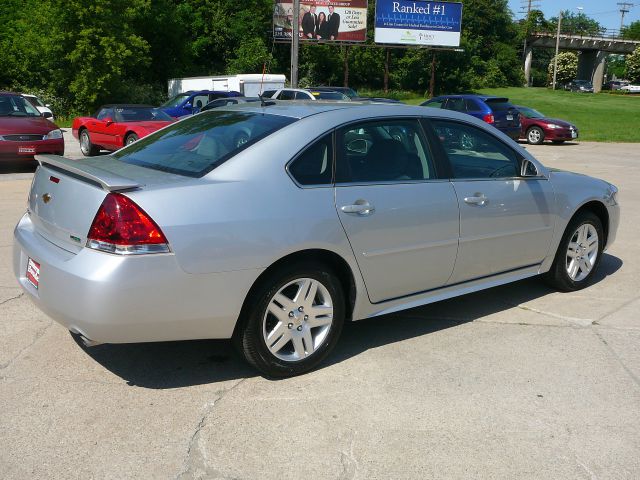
539,117,574,128
0,116,59,135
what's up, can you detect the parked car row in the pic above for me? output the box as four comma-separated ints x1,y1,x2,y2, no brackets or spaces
421,94,578,145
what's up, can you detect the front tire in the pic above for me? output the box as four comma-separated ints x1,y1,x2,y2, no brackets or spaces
236,263,345,377
79,129,99,156
526,126,545,145
544,212,604,291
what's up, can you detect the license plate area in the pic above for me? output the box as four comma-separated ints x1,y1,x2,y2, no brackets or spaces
18,146,36,155
26,258,40,289
506,114,514,121
571,131,577,138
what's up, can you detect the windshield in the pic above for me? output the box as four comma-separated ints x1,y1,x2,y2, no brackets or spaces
113,107,173,122
113,111,296,177
484,98,515,111
311,91,349,100
0,95,41,117
24,95,44,107
518,107,545,119
160,94,190,108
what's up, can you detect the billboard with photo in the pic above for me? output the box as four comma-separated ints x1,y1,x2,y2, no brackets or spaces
374,1,463,47
273,1,368,42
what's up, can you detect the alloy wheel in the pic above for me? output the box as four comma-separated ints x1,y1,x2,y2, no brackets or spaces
566,224,599,282
262,278,334,362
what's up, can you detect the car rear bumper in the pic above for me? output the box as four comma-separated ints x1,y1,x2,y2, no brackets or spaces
0,139,64,162
13,213,262,344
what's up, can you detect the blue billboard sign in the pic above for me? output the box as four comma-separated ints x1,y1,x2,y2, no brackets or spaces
374,1,463,46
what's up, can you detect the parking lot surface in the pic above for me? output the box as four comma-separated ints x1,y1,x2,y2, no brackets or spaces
1,136,639,479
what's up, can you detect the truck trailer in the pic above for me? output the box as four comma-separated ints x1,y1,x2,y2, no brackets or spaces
168,74,286,98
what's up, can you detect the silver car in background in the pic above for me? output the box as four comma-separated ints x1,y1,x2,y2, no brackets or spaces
13,103,620,377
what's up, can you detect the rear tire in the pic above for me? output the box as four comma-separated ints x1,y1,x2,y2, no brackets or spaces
235,263,345,377
544,211,604,292
526,126,544,145
79,129,99,156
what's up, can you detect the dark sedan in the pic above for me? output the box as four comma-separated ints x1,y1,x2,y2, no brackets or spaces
516,105,578,145
0,92,64,162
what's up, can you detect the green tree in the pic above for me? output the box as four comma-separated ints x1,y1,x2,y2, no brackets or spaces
625,47,640,83
547,52,578,86
548,11,605,36
621,21,640,40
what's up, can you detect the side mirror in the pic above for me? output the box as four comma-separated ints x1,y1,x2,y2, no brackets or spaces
184,102,192,110
521,159,539,177
42,112,53,119
103,117,114,126
45,104,51,108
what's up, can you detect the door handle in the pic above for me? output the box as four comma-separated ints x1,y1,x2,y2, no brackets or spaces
464,194,488,206
341,201,375,216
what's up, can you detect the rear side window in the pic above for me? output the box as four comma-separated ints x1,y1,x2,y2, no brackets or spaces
113,111,296,177
336,119,435,183
288,134,333,186
431,120,520,179
484,99,515,111
279,90,296,100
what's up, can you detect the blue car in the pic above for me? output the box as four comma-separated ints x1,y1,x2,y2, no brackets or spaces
160,90,242,118
421,95,521,140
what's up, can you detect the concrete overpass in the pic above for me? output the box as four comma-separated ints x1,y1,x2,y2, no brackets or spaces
524,33,640,92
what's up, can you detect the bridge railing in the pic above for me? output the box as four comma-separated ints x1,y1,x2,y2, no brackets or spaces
530,28,629,41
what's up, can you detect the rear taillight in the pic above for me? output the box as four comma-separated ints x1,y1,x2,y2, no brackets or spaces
482,114,495,124
86,193,170,255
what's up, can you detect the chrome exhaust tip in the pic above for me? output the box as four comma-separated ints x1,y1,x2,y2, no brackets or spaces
79,334,102,347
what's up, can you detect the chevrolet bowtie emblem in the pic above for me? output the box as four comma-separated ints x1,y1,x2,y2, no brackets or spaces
42,193,52,204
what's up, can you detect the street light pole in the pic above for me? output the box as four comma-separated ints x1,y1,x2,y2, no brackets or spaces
290,0,300,88
552,10,563,90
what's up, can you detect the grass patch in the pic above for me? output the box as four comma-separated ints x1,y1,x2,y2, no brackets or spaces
404,87,640,142
54,116,73,128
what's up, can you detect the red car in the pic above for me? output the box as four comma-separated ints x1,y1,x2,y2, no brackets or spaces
72,104,174,156
0,92,64,162
516,105,579,145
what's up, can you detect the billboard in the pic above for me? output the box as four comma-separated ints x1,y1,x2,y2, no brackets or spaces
374,1,463,47
273,1,368,42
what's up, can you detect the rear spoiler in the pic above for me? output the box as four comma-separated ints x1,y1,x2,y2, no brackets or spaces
36,155,141,192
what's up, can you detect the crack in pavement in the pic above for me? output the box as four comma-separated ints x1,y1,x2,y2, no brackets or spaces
337,430,359,480
0,318,53,370
594,330,640,390
0,292,24,307
175,378,248,480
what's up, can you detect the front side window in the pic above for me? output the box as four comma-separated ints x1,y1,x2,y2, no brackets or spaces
336,119,435,184
96,108,114,120
421,98,444,108
160,94,189,108
444,98,466,112
192,95,209,110
113,107,173,122
279,90,296,100
431,120,521,179
113,111,296,177
288,134,333,186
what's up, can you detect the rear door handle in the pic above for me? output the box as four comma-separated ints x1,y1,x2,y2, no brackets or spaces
341,201,375,216
464,194,488,206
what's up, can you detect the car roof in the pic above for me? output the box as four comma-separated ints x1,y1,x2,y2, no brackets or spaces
99,104,156,109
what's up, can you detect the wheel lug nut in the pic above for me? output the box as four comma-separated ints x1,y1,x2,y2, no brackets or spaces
297,326,302,331
288,311,294,318
288,323,293,329
298,306,304,312
304,315,309,320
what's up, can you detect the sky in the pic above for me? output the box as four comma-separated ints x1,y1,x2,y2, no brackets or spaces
506,0,640,31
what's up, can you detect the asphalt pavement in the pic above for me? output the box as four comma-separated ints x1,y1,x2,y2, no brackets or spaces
0,137,638,479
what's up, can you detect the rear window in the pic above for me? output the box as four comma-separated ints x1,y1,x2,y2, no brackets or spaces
484,98,515,111
113,111,296,177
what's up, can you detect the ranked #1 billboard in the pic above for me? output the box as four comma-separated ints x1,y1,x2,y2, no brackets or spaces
375,1,463,47
273,1,368,42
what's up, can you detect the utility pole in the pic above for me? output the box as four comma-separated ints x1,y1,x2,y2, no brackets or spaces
617,3,634,32
552,10,562,90
290,0,300,87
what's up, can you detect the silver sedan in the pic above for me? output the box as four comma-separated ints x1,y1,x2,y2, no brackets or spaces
13,102,620,377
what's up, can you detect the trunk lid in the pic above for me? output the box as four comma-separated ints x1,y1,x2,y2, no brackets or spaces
28,154,185,253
